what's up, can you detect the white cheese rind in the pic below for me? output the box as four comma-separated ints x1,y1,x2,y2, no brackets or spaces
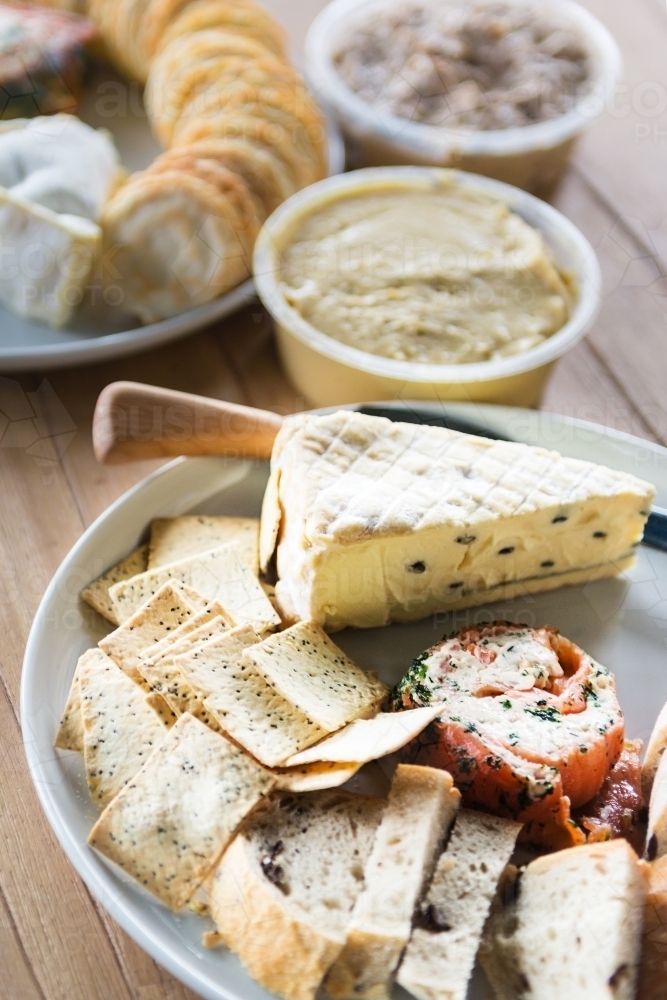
0,191,101,327
0,115,120,327
0,115,120,221
262,411,655,631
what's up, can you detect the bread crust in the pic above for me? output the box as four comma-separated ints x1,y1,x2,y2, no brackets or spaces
325,766,460,1000
643,700,667,802
397,810,520,1000
638,854,667,1000
207,834,345,1000
647,749,667,861
480,839,645,1000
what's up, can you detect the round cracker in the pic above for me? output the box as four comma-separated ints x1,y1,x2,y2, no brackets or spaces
177,86,326,178
174,77,324,143
168,44,300,96
148,28,284,97
110,0,154,81
147,42,282,143
140,0,253,63
103,168,250,323
174,56,305,110
173,103,322,187
148,149,263,239
171,114,309,189
163,138,295,214
150,63,308,151
85,3,114,69
158,0,285,58
177,81,327,173
146,33,288,134
87,0,113,34
136,0,194,69
170,59,310,126
156,62,304,146
89,0,131,72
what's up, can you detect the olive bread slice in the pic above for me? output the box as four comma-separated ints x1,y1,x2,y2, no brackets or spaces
479,839,645,1000
206,789,385,1000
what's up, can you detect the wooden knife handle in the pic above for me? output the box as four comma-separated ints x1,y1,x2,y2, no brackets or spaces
93,381,283,464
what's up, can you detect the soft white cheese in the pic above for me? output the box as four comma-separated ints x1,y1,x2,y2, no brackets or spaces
261,411,656,631
0,114,120,327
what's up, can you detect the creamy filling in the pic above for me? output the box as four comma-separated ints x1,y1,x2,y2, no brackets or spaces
396,627,623,802
439,631,563,693
427,678,621,764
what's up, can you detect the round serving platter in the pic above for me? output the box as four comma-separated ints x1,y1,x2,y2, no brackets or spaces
0,67,344,372
21,401,667,1000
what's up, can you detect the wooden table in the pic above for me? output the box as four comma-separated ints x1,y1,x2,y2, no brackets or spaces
1,1,666,997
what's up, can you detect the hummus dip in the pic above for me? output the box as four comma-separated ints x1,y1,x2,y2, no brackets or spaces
281,183,573,365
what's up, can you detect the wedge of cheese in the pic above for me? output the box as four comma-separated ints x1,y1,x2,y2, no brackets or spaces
0,191,101,327
260,411,655,631
0,115,121,327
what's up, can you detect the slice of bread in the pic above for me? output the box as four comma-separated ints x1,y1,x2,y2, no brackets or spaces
638,854,667,1000
206,790,385,1000
642,699,667,801
324,765,461,1000
647,748,667,860
397,810,521,1000
479,839,645,1000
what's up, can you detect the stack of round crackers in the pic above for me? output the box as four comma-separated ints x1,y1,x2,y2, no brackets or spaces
92,0,327,322
89,0,284,85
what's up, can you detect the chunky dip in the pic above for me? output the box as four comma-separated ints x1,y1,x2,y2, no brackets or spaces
281,182,573,365
333,1,590,131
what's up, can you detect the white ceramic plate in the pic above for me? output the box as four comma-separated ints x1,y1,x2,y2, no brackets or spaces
22,402,667,1000
0,67,345,372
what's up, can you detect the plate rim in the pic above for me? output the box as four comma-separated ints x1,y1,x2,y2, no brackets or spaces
20,402,667,1000
0,279,257,372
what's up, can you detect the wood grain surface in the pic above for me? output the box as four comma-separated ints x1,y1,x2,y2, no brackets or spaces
1,1,667,998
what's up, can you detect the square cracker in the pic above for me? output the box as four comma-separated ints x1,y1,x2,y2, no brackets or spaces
243,622,389,731
55,647,101,751
175,624,327,767
99,581,199,683
141,600,236,663
145,692,177,729
80,650,169,807
149,516,259,574
88,713,275,911
138,615,230,723
178,584,211,612
109,543,280,631
284,706,443,767
273,760,363,791
80,545,148,625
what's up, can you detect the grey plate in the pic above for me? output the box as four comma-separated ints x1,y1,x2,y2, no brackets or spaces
21,403,667,1000
0,68,345,372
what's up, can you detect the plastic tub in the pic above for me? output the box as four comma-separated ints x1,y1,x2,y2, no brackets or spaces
253,166,601,408
305,0,621,197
